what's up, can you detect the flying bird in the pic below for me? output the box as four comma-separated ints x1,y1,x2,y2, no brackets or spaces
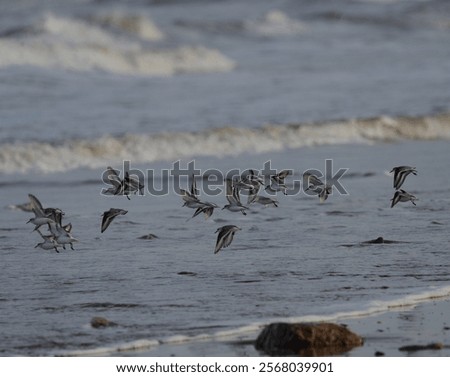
101,208,128,233
265,169,290,194
304,173,331,203
390,166,417,190
390,189,417,208
214,225,241,254
223,179,249,215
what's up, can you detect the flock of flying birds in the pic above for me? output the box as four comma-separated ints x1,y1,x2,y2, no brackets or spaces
26,194,78,253
24,164,417,254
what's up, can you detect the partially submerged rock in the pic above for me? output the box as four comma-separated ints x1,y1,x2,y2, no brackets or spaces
138,233,159,240
255,322,363,356
361,237,403,244
177,271,197,276
90,316,118,329
340,236,408,247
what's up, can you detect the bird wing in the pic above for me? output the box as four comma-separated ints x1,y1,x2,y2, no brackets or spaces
390,191,400,208
105,167,122,187
191,207,203,219
101,210,118,233
63,223,72,233
214,226,238,254
28,194,46,217
225,179,237,204
202,206,214,219
232,186,242,205
214,227,231,254
101,214,113,233
305,173,324,188
189,174,199,197
276,169,290,182
393,169,405,190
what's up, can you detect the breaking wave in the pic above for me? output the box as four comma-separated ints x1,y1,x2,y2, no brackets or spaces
1,113,449,174
0,12,235,76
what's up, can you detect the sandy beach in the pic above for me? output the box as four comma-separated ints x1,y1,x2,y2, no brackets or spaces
126,298,450,357
2,0,450,358
345,298,450,357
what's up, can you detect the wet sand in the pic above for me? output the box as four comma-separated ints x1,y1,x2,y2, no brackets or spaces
345,298,450,357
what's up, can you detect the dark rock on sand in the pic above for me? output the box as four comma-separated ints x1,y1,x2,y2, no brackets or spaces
91,316,118,329
255,322,363,356
399,343,444,352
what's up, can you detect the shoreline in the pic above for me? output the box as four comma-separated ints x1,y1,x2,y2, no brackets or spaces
126,298,450,357
344,298,450,357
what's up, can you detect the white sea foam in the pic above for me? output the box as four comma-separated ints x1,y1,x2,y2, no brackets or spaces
1,113,449,174
0,13,235,76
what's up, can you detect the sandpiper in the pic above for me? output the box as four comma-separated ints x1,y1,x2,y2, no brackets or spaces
223,179,249,215
101,208,128,233
390,189,417,208
180,176,203,208
104,166,144,199
238,169,265,197
304,173,331,202
35,230,60,253
248,194,278,207
123,171,145,197
48,221,78,250
265,169,290,195
191,202,219,220
390,166,417,190
104,166,124,196
181,175,219,218
27,194,55,230
214,225,241,254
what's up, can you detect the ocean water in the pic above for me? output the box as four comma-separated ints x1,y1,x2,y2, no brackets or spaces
1,0,450,356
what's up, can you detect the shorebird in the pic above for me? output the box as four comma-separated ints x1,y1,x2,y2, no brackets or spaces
123,171,144,197
223,179,249,215
304,173,331,203
181,175,219,220
104,166,144,199
48,221,78,250
191,202,219,220
248,194,278,207
390,189,417,208
104,166,124,196
265,169,290,194
35,231,60,253
180,174,203,209
101,208,128,233
234,169,264,193
44,207,65,225
214,225,241,254
390,166,417,190
27,194,55,230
